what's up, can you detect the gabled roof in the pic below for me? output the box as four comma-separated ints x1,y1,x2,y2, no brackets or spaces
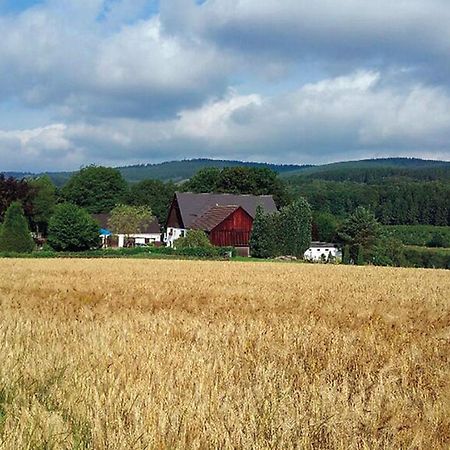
174,192,277,228
191,205,240,232
92,213,160,234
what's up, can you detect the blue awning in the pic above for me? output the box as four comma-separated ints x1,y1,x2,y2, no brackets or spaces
100,228,112,236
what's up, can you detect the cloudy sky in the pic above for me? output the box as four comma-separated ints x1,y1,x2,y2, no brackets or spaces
1,0,450,171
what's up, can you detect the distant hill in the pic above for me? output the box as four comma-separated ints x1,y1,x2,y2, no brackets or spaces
3,159,312,187
2,157,449,186
282,158,450,183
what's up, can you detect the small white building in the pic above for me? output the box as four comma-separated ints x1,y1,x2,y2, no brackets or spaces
304,242,341,262
93,213,161,248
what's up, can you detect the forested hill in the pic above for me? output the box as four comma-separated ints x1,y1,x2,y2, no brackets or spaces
3,159,310,186
117,159,308,183
3,157,449,186
281,157,450,179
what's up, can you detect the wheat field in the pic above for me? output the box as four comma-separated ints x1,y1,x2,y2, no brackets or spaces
0,259,449,449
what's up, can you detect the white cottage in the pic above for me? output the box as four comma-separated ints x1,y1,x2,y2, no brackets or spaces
304,242,341,262
93,213,161,248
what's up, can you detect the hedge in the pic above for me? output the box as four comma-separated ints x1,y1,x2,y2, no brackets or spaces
403,246,450,269
0,245,237,260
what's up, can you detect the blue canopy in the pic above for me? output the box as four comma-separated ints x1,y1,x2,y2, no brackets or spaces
100,228,112,236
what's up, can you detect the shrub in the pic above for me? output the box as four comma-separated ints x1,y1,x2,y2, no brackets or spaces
48,203,100,251
174,230,212,249
0,202,34,253
403,246,450,269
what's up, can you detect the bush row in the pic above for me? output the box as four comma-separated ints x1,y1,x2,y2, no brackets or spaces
0,245,237,260
402,246,450,269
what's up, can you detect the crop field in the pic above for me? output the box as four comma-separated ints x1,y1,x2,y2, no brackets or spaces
0,259,449,449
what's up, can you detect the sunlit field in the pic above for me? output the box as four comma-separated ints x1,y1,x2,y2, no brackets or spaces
0,259,449,449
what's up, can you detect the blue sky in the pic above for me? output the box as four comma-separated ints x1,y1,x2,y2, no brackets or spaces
1,0,450,171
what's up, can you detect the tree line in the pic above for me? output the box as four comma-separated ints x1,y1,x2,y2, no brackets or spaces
289,179,449,226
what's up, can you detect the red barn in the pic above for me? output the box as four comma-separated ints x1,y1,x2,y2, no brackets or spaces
165,192,278,251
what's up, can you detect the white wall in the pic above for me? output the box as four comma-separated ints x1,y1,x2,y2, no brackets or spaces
304,246,341,262
117,233,161,248
164,227,187,247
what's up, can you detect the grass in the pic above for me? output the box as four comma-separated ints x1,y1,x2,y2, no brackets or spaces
0,259,449,449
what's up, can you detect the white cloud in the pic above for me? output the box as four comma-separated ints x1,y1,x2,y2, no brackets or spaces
2,71,450,171
1,1,450,170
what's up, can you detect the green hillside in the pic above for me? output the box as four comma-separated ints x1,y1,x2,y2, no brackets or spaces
3,157,449,187
3,159,311,187
281,157,450,179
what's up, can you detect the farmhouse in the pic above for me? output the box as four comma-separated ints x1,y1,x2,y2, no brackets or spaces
92,213,161,248
164,192,277,251
304,242,341,262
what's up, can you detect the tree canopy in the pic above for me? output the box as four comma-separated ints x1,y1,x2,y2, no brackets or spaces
0,174,34,222
48,203,100,251
126,179,175,224
338,206,381,263
62,166,128,214
108,205,154,236
29,176,57,233
183,166,291,208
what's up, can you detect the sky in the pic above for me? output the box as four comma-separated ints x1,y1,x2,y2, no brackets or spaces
1,0,450,171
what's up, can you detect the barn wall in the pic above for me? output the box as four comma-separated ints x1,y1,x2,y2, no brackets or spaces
210,209,253,247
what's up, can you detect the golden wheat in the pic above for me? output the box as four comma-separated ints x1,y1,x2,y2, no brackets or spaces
0,258,449,449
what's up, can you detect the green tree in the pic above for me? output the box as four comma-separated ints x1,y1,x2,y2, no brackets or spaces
338,206,381,262
427,232,449,248
127,179,175,224
249,206,277,258
313,212,339,242
48,203,100,251
174,229,212,249
62,166,128,213
29,175,57,235
184,166,291,208
184,167,221,193
108,205,154,238
0,202,34,253
278,198,312,258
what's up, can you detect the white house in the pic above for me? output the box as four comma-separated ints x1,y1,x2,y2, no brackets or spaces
93,213,162,248
304,242,341,262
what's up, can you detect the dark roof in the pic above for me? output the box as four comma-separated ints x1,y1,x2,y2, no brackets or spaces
191,205,240,232
92,213,160,234
310,242,338,248
175,192,277,228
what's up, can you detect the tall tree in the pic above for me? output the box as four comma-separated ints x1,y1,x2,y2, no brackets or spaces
278,198,312,258
249,206,277,258
126,179,175,224
48,203,100,251
0,202,34,253
61,166,128,213
338,206,381,263
0,174,34,222
29,176,57,235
